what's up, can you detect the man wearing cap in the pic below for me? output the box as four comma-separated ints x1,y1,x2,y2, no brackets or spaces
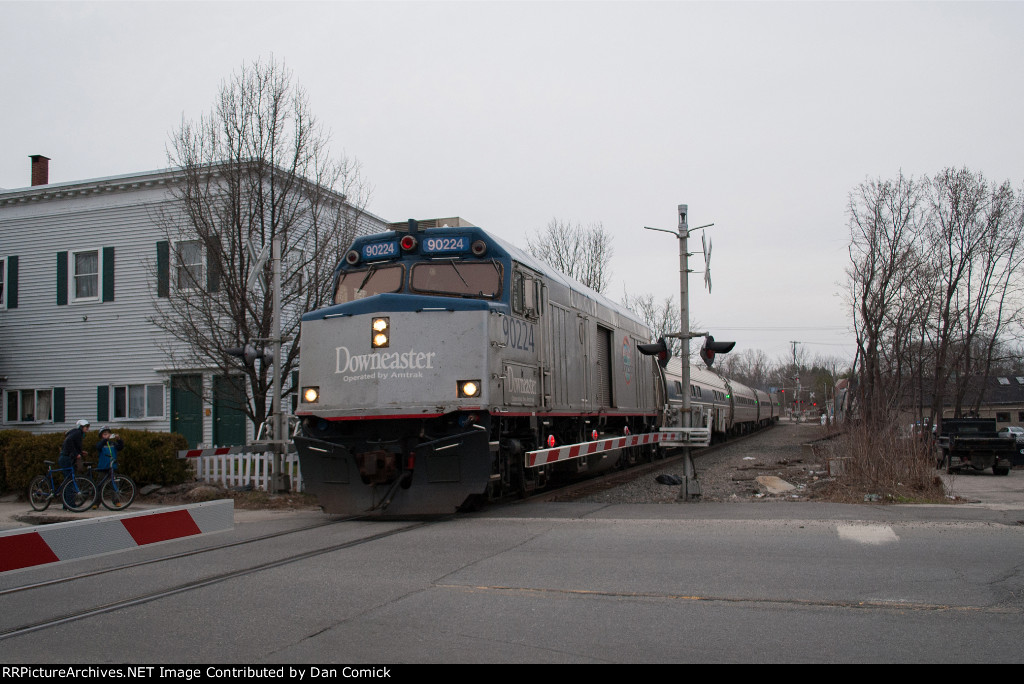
59,419,90,472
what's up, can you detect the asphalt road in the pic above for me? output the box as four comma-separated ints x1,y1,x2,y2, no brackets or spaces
2,495,1022,664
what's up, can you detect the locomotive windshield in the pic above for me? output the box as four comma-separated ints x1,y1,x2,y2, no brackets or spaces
410,260,503,299
334,264,404,304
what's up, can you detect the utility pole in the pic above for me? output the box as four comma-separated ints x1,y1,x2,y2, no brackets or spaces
645,204,714,501
270,236,289,493
240,237,289,493
790,340,802,420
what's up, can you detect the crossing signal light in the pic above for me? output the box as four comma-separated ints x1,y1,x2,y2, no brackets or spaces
226,343,274,367
638,337,672,368
699,335,735,368
226,343,259,366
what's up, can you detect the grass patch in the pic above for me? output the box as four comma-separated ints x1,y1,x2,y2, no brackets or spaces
811,421,947,504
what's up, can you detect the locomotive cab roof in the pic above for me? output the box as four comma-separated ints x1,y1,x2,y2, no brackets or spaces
335,218,647,333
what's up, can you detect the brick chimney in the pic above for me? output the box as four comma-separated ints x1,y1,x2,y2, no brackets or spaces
30,155,50,186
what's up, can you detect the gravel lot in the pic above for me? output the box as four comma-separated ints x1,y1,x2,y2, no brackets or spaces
576,420,832,504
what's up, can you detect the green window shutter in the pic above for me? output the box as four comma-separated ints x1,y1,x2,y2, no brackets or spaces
102,246,115,302
53,387,65,423
6,255,16,308
207,255,221,293
97,386,109,422
156,241,169,298
57,251,68,305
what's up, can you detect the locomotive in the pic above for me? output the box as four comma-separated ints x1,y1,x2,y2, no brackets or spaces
294,218,777,515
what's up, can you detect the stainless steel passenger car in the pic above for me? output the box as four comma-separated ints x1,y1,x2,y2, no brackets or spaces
663,358,780,441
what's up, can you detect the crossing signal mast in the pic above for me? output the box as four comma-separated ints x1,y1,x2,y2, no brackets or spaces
642,204,735,500
223,236,290,493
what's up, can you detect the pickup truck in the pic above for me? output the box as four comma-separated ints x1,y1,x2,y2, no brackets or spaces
936,419,1014,476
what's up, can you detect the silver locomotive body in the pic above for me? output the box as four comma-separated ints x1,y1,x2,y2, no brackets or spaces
295,222,664,515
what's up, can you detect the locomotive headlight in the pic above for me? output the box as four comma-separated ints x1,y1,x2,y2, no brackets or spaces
302,387,320,403
458,380,481,398
371,317,390,348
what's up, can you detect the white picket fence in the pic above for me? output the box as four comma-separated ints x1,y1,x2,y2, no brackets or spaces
191,451,304,492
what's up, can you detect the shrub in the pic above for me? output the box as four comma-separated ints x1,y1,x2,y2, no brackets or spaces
111,429,193,485
813,419,944,503
1,431,65,493
0,428,193,493
0,429,30,491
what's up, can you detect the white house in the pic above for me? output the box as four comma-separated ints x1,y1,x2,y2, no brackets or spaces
0,155,385,447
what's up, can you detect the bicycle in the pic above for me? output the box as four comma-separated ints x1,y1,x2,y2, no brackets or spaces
27,461,98,513
84,456,137,511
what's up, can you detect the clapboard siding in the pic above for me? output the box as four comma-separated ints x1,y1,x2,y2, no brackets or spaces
0,169,385,443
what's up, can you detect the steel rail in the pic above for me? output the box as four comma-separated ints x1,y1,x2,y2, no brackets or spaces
0,519,438,642
0,516,354,597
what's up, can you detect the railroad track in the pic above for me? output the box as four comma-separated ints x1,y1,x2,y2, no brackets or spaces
0,515,443,642
528,428,768,503
1,429,774,641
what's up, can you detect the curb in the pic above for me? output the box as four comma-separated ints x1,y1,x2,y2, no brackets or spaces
0,499,234,574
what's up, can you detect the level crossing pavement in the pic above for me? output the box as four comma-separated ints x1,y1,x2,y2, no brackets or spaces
1,497,1023,663
0,495,317,532
1,463,1020,532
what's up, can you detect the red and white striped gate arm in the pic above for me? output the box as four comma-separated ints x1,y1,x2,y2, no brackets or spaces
525,432,666,468
178,443,297,458
178,445,248,459
0,500,234,574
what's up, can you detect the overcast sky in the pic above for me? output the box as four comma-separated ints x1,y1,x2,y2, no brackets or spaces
2,1,1022,365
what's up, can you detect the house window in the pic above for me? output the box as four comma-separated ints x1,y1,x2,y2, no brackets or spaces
112,384,165,419
176,241,204,289
285,249,306,292
0,257,5,308
72,249,99,301
996,412,1011,423
5,389,53,423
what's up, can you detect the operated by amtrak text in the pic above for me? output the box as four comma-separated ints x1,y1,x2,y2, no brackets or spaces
2,667,391,680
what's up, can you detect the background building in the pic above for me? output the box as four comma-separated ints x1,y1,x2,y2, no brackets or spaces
0,156,384,446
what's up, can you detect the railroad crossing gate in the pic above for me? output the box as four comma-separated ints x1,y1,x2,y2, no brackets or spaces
0,500,234,574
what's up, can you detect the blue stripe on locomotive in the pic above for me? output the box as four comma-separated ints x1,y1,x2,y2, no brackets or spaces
304,225,643,330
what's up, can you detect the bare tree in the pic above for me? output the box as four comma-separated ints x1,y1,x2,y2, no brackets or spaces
151,56,372,429
526,219,614,293
718,348,773,390
843,167,1024,430
845,171,929,425
926,169,1024,425
621,290,684,357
